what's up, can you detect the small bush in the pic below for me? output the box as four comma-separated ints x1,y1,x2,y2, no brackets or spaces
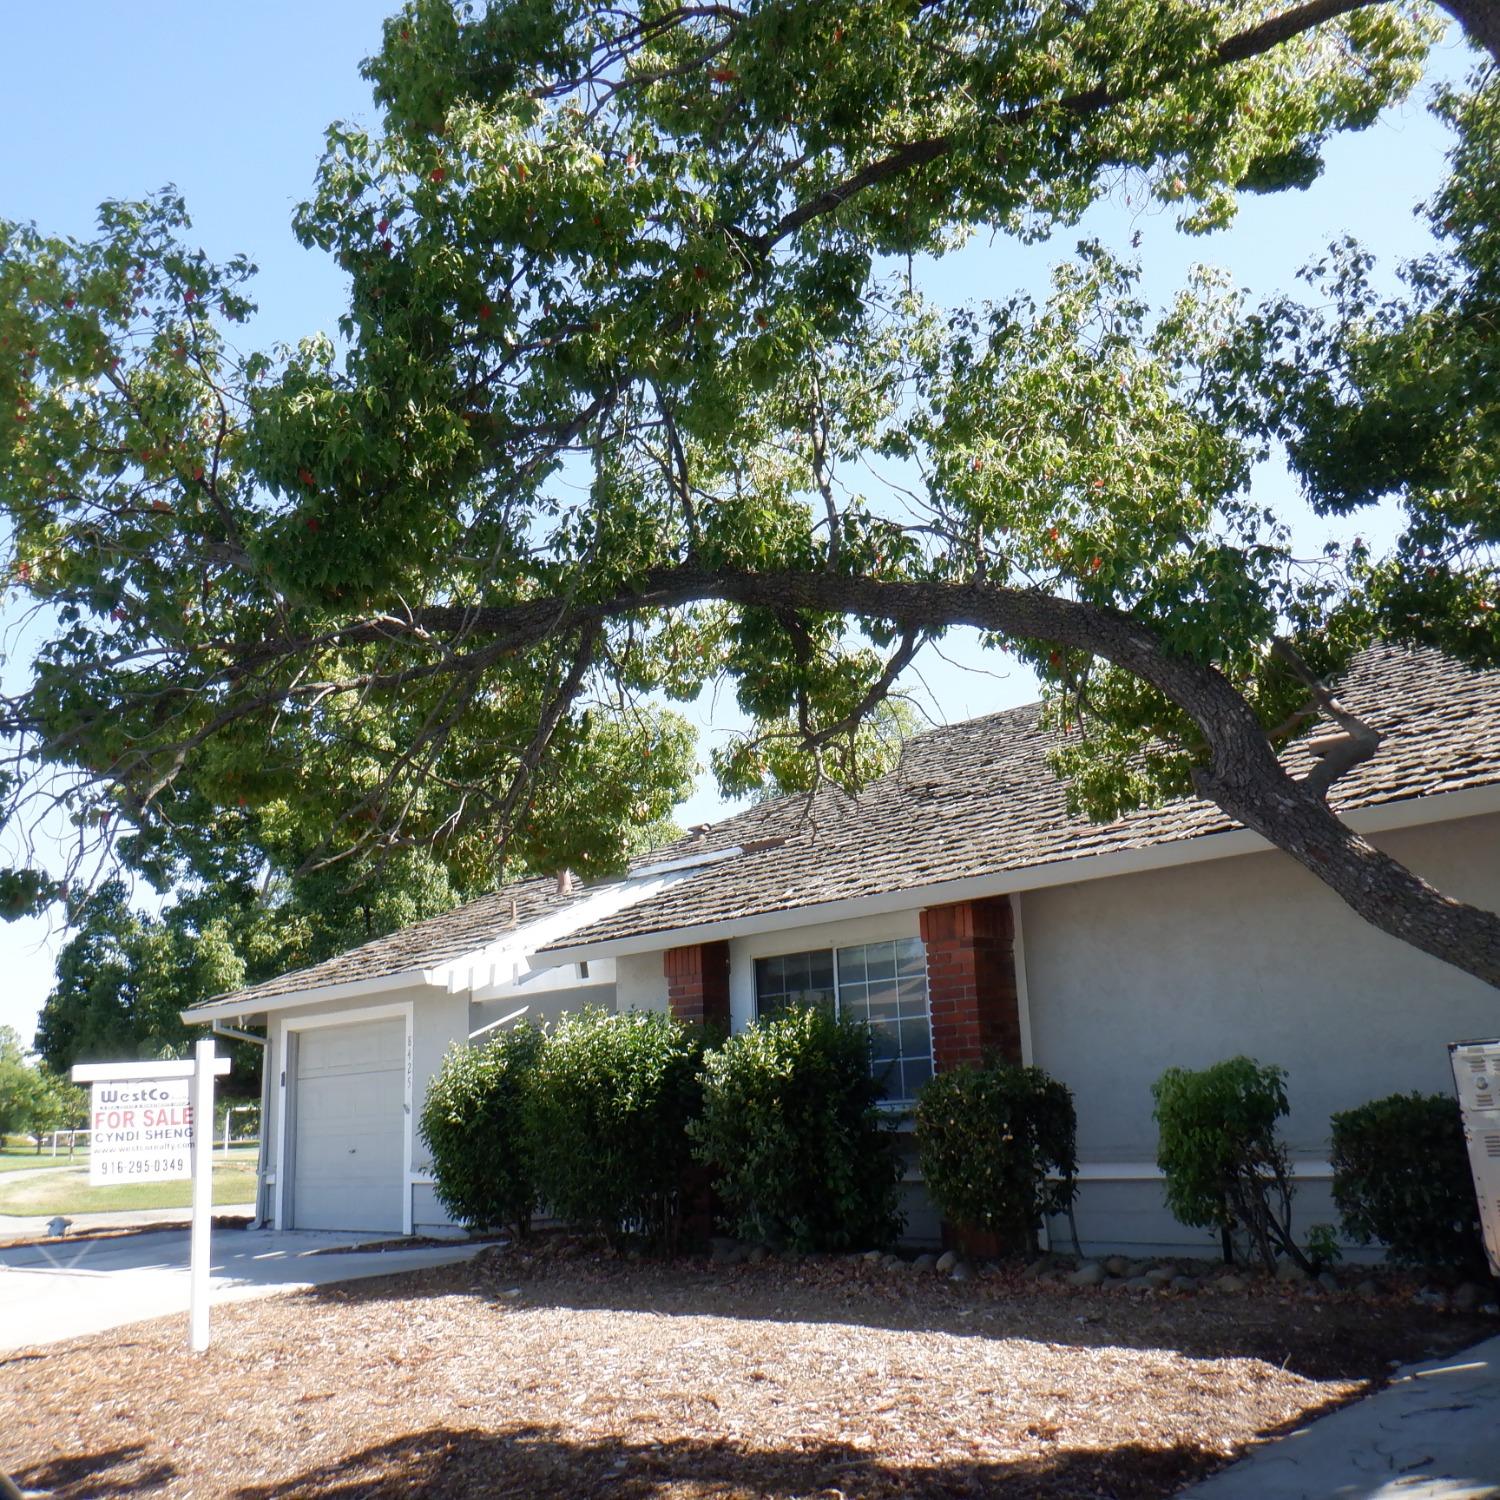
419,1023,544,1236
524,1007,707,1249
914,1060,1078,1254
690,1003,904,1252
1331,1091,1485,1273
1153,1056,1308,1272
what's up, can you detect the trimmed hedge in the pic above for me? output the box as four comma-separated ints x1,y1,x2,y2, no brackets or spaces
691,1004,904,1252
1331,1091,1485,1272
419,1023,544,1236
914,1060,1078,1253
524,1006,707,1249
1153,1056,1307,1271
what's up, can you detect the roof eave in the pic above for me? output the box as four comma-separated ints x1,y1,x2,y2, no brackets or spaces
538,781,1500,963
181,965,443,1026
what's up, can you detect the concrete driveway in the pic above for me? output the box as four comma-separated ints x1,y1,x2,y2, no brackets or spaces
0,1225,487,1352
1181,1333,1500,1500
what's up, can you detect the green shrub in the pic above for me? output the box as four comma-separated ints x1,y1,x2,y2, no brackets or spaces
690,1003,904,1252
419,1023,545,1236
914,1060,1078,1254
524,1007,707,1249
1152,1056,1308,1273
1331,1091,1485,1272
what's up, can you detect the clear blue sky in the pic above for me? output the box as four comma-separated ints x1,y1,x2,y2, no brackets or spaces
0,4,1478,1043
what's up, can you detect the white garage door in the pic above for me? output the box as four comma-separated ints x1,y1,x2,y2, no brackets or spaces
292,1018,406,1233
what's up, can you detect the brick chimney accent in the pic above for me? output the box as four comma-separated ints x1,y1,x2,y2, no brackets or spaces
663,941,730,1029
919,896,1022,1071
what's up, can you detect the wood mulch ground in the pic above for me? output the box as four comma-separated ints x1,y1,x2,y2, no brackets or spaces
3,1240,1494,1499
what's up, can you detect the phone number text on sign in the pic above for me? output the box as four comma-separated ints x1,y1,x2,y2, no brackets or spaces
90,1078,195,1186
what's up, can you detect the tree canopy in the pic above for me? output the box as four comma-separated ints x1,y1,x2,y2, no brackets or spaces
1,0,1498,985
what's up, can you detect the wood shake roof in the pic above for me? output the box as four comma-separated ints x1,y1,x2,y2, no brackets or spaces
194,644,1500,1013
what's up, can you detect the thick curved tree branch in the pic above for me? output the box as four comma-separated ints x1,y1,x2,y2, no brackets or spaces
1440,0,1500,62
217,566,1500,988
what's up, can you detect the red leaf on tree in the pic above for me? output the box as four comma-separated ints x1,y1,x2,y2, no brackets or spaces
305,516,320,534
430,167,446,183
297,468,315,488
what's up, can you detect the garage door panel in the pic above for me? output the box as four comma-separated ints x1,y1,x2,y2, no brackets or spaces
292,1018,406,1233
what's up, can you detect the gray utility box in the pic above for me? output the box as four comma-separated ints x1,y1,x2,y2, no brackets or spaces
1450,1037,1500,1280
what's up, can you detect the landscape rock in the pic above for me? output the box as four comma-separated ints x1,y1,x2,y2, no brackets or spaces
1355,1278,1381,1300
746,1245,768,1265
1275,1259,1309,1284
935,1250,960,1273
949,1260,973,1282
912,1253,938,1273
1143,1266,1176,1287
1214,1275,1249,1294
863,1249,886,1265
1316,1271,1340,1294
880,1252,903,1270
1103,1255,1131,1278
1170,1275,1200,1293
1067,1262,1106,1288
1122,1276,1157,1294
1025,1256,1052,1280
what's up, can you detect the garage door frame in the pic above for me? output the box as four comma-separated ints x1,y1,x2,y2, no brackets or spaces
273,1000,415,1235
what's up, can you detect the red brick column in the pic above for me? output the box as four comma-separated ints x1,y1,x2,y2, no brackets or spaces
919,896,1022,1071
663,941,730,1029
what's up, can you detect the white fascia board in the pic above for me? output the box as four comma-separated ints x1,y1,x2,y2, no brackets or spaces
181,867,705,1026
180,965,440,1026
425,866,703,994
539,782,1500,963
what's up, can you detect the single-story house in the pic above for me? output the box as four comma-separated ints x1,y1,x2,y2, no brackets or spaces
184,645,1500,1255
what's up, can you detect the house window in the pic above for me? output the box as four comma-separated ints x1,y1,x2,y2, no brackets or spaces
753,936,932,1103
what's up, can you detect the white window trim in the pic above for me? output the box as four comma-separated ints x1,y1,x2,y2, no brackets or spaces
751,937,933,1106
274,1001,415,1237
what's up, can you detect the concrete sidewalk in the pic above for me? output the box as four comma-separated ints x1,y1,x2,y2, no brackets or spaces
1181,1333,1500,1499
0,1225,486,1351
0,1200,257,1241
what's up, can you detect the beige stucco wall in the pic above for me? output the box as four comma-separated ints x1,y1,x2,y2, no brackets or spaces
1021,811,1500,1253
615,951,669,1012
469,981,617,1037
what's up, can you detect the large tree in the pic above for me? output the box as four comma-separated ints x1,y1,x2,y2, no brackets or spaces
1,1,1498,983
33,848,459,1077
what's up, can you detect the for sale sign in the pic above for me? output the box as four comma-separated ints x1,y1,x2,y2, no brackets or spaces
89,1078,195,1186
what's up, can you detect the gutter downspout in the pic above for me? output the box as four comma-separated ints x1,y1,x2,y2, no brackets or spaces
212,1020,271,1229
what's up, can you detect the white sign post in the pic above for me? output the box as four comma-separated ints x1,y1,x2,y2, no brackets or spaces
73,1043,231,1352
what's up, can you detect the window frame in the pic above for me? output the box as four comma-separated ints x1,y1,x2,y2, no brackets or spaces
752,935,933,1106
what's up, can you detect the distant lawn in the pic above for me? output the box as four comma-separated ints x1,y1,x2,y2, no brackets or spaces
0,1147,91,1175
0,1155,258,1216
